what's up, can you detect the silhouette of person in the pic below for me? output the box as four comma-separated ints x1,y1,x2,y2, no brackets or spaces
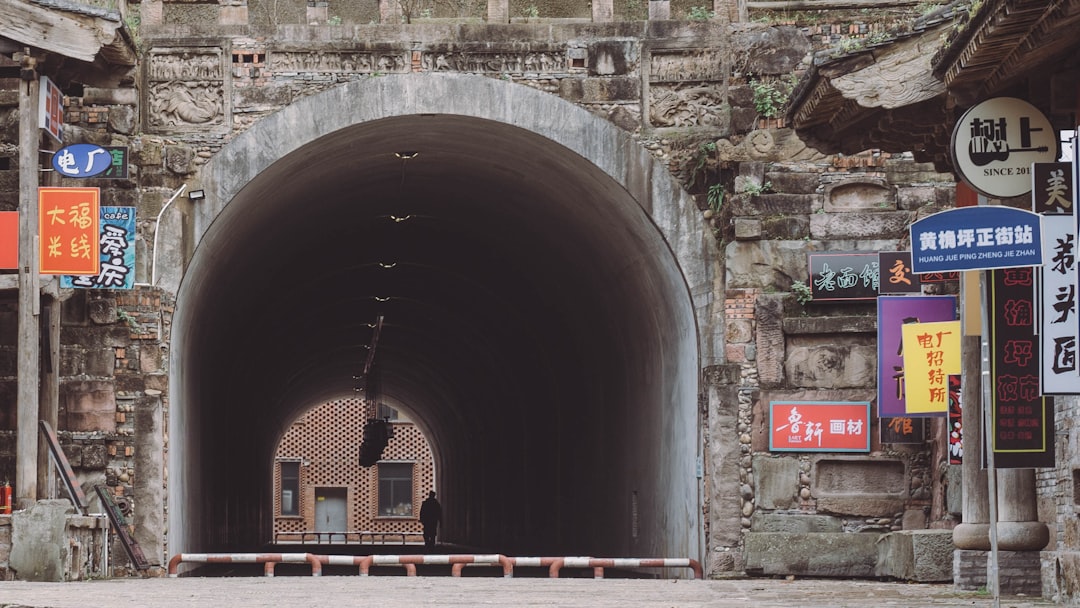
419,490,442,549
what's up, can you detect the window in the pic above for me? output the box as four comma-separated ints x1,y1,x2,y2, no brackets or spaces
279,460,300,516
378,462,414,517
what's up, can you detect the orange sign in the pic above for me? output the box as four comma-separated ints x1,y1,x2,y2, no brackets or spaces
0,211,17,269
39,187,99,275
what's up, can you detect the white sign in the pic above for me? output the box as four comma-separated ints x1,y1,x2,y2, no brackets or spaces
951,97,1057,199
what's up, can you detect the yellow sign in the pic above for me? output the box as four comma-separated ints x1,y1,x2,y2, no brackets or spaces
902,320,961,414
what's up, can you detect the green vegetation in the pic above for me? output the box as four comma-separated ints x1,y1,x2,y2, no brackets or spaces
687,5,714,20
791,280,813,305
749,78,791,119
740,180,772,195
706,183,725,213
522,3,539,18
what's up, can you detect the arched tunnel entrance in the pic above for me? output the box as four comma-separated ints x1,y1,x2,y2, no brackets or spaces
166,73,714,563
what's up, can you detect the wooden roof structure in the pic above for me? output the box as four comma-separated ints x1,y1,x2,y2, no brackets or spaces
788,0,1080,171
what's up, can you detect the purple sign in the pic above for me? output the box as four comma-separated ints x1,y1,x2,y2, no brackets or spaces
877,295,957,417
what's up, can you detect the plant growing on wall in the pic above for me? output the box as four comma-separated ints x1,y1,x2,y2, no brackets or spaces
791,280,813,305
687,5,714,20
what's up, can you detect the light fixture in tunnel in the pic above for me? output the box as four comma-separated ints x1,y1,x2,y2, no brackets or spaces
188,189,205,201
378,262,397,269
393,151,419,159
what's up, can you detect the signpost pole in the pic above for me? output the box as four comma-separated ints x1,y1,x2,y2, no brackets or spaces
980,268,1000,608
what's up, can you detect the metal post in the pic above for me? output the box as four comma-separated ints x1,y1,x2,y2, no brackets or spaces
980,268,1000,608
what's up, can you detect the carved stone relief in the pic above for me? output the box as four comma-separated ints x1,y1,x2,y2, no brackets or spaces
146,48,228,133
270,51,409,73
647,49,725,128
421,51,567,73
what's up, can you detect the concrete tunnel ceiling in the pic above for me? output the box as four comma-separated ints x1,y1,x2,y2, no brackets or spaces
168,74,708,563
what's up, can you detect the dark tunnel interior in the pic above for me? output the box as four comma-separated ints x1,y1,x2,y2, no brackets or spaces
169,111,703,561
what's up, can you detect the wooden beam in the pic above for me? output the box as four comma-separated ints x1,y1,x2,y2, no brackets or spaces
0,0,129,64
748,0,919,9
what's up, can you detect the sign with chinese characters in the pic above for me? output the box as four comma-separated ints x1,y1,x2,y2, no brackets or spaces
61,206,136,290
951,97,1057,198
0,211,17,269
808,252,879,301
769,401,870,452
989,268,1055,468
101,146,129,179
39,75,63,143
880,416,927,444
1035,163,1080,394
877,295,957,417
51,143,113,178
919,271,960,283
909,206,1043,273
878,251,921,294
901,320,961,414
38,187,99,275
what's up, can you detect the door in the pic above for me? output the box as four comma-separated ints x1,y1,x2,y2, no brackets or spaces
314,487,348,542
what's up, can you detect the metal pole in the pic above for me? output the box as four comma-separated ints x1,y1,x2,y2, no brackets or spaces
980,268,1000,608
16,53,41,508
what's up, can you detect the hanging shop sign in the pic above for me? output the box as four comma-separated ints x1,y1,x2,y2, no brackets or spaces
769,401,870,452
1034,163,1080,394
989,267,1055,468
878,251,921,295
0,211,17,269
901,320,961,415
807,252,879,301
38,187,99,275
51,143,113,178
39,75,63,144
61,206,136,290
880,416,927,445
877,295,957,417
951,97,1057,198
909,206,1043,273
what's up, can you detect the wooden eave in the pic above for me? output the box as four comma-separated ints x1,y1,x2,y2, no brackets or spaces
787,20,954,168
0,0,136,66
932,0,1080,106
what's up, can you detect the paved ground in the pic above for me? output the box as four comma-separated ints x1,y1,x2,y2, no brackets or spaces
0,576,1060,608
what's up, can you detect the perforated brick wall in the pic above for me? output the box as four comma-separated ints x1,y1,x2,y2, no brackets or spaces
272,397,434,539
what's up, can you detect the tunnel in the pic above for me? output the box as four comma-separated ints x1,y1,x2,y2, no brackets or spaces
166,73,714,563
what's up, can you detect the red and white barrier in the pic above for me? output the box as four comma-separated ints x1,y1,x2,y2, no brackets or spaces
167,553,322,577
548,557,702,579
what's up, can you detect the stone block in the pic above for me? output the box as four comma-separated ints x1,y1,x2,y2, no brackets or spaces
9,500,74,581
752,454,798,510
809,211,913,240
877,529,953,581
744,532,882,577
822,178,895,212
750,512,843,533
760,215,809,240
812,457,906,516
733,218,760,240
61,381,117,433
784,339,875,389
946,465,962,516
782,315,876,335
725,241,809,291
765,171,819,195
729,193,813,217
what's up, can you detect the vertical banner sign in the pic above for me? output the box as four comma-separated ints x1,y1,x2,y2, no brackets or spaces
38,75,63,144
901,320,961,415
877,296,958,417
61,206,136,289
0,211,17,269
948,374,963,464
769,401,870,452
38,187,99,275
1033,162,1080,394
881,416,927,444
878,251,921,295
990,268,1055,468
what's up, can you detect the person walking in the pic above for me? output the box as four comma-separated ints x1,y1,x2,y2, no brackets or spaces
420,491,442,549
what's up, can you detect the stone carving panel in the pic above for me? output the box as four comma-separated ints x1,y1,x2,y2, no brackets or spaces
146,48,228,133
421,51,567,73
270,51,409,73
647,50,725,128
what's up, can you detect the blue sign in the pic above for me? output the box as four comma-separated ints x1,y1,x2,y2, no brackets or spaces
909,206,1043,273
51,143,113,178
60,206,136,290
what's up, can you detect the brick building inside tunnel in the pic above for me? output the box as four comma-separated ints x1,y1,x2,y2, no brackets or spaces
7,0,1078,593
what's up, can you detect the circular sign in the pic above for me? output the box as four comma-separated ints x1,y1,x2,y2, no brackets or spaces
950,97,1058,198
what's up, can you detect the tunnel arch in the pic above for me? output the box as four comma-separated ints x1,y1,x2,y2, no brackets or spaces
165,73,716,564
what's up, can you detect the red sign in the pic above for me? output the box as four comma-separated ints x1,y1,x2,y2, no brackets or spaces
0,211,17,269
769,401,870,452
38,187,99,275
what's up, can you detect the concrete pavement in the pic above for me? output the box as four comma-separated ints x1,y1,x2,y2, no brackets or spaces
0,576,1060,608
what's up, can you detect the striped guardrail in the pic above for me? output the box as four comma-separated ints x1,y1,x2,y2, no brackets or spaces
168,553,701,579
167,553,322,577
